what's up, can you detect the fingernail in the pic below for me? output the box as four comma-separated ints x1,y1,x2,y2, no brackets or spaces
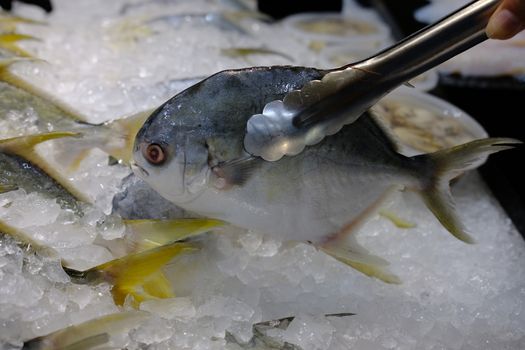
487,9,522,39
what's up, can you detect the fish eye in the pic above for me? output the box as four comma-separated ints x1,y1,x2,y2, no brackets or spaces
142,143,166,165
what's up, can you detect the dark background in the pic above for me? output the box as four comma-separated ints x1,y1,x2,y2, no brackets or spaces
258,0,525,237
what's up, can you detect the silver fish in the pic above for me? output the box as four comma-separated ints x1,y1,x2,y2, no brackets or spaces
132,66,520,282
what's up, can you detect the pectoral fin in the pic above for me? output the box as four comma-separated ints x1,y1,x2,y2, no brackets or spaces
212,156,260,188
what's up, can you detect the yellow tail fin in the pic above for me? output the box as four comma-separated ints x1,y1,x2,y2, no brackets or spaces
99,109,154,164
54,109,154,172
0,132,91,203
64,242,199,308
414,138,522,243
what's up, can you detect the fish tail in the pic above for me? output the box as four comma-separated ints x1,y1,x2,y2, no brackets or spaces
52,109,153,171
97,109,153,164
413,138,521,243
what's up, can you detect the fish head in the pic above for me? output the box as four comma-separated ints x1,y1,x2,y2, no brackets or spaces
132,104,210,204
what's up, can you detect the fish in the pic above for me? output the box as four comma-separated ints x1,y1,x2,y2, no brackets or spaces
23,311,149,350
131,65,520,283
226,312,354,349
0,58,152,166
0,131,224,305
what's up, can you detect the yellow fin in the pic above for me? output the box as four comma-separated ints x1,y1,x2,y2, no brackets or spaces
221,47,294,62
64,242,199,307
0,15,46,32
0,132,91,203
0,183,18,193
415,138,521,243
322,244,401,284
0,33,39,57
100,109,155,164
379,210,416,229
54,108,154,170
124,218,225,251
23,311,149,350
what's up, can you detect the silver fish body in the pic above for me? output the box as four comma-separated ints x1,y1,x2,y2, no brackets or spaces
133,65,519,248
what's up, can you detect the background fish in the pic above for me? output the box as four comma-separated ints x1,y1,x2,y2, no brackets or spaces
132,66,520,283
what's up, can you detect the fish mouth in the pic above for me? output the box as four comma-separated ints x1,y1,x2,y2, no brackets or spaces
131,162,149,177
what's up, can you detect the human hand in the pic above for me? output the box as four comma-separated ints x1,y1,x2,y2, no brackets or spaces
487,0,525,39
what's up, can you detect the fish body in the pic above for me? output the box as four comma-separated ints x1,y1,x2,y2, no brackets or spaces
132,65,519,281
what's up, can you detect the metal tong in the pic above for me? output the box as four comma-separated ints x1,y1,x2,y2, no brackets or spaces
244,0,501,161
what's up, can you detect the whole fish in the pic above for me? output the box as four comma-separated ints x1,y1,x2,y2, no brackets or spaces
132,66,520,282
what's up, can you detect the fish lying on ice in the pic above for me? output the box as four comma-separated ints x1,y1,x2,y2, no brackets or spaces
0,131,224,306
22,311,149,350
131,66,520,283
0,58,152,166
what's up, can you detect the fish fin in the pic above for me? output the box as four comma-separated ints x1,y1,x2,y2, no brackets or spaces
123,218,225,252
379,210,416,229
366,111,402,153
0,132,91,203
0,57,40,84
403,81,415,88
320,187,401,284
0,132,79,154
23,311,149,350
212,156,260,188
99,109,154,164
0,15,47,27
414,138,522,243
0,183,18,193
221,47,294,62
0,33,39,57
321,241,400,284
54,109,154,170
66,242,198,307
60,333,110,350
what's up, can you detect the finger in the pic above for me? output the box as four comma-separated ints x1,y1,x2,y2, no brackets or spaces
486,0,525,39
